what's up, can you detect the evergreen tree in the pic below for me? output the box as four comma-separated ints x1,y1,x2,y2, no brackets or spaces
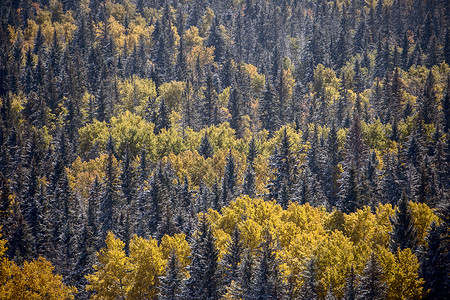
182,215,220,300
100,136,120,240
443,76,450,134
6,197,34,264
74,178,100,298
299,257,319,300
229,85,243,137
160,250,184,300
267,128,297,208
34,183,53,258
389,190,418,252
338,162,363,214
121,143,136,206
419,70,439,125
242,162,256,198
252,230,284,300
419,222,449,300
220,226,244,290
201,70,219,127
198,133,214,159
344,266,358,300
357,253,386,300
224,151,237,198
155,98,170,134
260,79,279,136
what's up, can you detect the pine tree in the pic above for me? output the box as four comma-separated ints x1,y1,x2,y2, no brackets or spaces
229,85,243,137
357,253,386,300
389,190,418,253
160,250,184,300
443,76,450,134
345,114,367,170
35,183,53,258
157,200,178,240
148,164,169,235
208,17,226,64
325,123,341,207
201,70,219,127
74,178,100,298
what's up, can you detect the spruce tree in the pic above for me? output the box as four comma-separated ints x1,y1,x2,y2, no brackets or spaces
344,266,358,300
419,222,449,300
100,136,120,240
299,257,319,300
260,79,279,136
198,133,214,159
267,128,297,207
252,230,284,300
155,98,170,134
220,226,244,290
389,190,418,252
357,253,386,300
224,151,237,197
419,70,439,125
182,215,220,300
160,250,184,300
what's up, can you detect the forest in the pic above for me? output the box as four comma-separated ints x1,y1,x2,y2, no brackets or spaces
0,0,449,299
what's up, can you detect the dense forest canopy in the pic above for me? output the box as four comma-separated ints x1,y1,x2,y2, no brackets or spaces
0,0,449,299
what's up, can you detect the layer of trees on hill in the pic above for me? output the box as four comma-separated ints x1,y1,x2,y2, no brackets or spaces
0,0,449,299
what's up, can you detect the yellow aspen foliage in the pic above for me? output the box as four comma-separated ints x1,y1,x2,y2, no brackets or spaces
212,228,233,259
110,110,156,157
187,45,216,73
78,119,110,154
373,203,395,247
409,201,440,245
284,203,327,234
0,257,77,300
315,230,356,298
155,127,185,158
107,16,125,48
128,235,166,300
0,230,76,300
160,233,191,269
184,26,205,50
168,150,208,186
377,247,424,300
86,232,133,300
344,206,378,245
200,7,215,36
311,64,341,95
67,154,117,200
117,76,157,115
241,63,265,98
238,218,263,250
158,81,186,112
